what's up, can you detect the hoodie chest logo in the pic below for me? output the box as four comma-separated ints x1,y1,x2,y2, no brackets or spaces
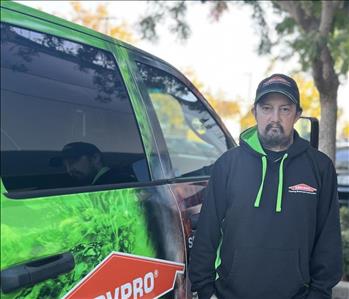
288,183,317,195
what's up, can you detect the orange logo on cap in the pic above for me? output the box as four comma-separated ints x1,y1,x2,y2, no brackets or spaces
63,252,185,299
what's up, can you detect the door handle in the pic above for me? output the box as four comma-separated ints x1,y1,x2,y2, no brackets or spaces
1,252,75,294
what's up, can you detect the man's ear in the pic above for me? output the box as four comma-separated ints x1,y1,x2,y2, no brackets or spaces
295,108,302,122
252,106,257,119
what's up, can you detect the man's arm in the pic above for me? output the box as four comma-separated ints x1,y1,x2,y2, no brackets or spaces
189,158,228,299
307,160,343,299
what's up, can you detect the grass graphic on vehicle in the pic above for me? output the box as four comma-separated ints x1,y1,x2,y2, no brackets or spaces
1,187,156,298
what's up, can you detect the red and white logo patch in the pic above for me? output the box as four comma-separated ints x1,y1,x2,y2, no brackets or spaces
263,76,291,86
63,252,185,299
288,183,317,195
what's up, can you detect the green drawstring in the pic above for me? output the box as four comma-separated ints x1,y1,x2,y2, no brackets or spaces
215,230,223,280
254,154,288,212
254,156,267,208
276,153,288,212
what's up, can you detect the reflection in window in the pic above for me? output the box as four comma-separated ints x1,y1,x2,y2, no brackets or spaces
1,23,150,193
137,62,229,178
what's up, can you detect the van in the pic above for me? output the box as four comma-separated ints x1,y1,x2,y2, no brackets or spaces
0,1,236,298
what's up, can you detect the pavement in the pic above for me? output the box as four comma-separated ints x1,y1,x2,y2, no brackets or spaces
192,281,349,298
333,281,349,299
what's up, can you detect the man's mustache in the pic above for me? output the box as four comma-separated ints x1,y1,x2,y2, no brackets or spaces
265,123,284,133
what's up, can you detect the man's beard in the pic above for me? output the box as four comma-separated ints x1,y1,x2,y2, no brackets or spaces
259,123,292,149
70,171,96,185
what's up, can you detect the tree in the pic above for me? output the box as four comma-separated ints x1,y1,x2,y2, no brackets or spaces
293,74,320,118
139,1,349,161
183,68,241,119
68,1,136,43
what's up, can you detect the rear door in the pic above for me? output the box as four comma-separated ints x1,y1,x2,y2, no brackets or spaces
1,4,185,298
127,52,236,296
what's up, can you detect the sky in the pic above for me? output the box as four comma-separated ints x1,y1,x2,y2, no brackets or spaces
16,1,349,138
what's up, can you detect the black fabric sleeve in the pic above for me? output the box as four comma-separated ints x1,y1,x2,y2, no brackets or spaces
307,160,343,299
189,157,228,299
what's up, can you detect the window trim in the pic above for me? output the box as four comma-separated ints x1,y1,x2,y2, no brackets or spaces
2,176,211,200
2,180,167,200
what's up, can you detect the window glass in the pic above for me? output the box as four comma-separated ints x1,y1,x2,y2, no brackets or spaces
0,23,150,193
136,62,229,178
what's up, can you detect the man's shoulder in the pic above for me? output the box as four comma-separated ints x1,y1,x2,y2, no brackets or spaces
218,146,243,161
304,146,335,176
214,146,244,169
96,167,136,185
306,146,333,166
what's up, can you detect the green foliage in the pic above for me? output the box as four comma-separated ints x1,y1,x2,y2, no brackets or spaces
238,0,273,55
275,17,296,35
340,206,349,280
330,29,349,75
288,32,321,71
139,1,190,41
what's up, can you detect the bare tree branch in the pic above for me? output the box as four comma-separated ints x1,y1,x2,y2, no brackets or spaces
208,1,229,22
319,0,343,36
275,1,318,31
310,1,342,96
312,46,339,96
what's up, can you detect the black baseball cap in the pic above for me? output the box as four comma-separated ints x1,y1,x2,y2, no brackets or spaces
50,142,101,167
255,73,300,107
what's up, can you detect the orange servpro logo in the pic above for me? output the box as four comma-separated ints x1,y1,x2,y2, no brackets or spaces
288,183,317,195
63,252,185,299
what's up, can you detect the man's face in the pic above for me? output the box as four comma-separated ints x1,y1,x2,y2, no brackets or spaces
63,155,98,184
253,93,301,150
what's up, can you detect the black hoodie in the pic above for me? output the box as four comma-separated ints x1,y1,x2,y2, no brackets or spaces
189,127,343,299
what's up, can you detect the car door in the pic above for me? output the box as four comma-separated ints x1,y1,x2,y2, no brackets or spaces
128,52,236,296
1,3,186,299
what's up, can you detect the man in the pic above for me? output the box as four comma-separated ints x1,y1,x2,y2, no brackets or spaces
59,142,134,185
189,74,343,299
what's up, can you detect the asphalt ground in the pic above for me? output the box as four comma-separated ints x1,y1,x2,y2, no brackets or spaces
333,281,349,299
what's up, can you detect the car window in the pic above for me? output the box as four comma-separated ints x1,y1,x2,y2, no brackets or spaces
336,147,349,169
0,23,150,193
136,62,229,178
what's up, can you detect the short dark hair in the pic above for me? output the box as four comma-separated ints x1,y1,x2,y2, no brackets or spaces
61,142,101,160
50,142,102,167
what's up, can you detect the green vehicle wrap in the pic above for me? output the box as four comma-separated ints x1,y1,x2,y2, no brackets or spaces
0,1,186,298
1,182,157,298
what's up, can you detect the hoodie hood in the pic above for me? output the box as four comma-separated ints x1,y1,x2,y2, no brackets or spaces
240,126,266,156
240,126,309,158
239,126,310,212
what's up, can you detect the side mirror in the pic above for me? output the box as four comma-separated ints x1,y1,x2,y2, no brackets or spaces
296,117,319,149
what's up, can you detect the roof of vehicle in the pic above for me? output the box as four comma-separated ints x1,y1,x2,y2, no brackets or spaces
1,1,174,70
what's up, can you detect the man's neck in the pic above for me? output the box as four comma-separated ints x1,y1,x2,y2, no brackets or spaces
261,134,294,152
262,143,290,152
